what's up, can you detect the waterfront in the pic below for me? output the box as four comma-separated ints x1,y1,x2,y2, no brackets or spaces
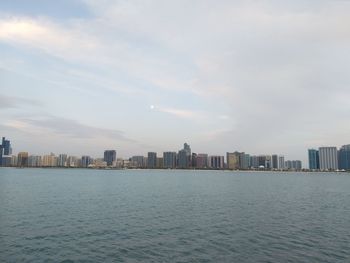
1,168,350,262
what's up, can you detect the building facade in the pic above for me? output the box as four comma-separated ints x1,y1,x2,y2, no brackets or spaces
104,150,116,166
308,149,320,170
319,147,338,170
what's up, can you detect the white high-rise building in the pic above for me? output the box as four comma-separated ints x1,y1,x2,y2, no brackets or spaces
319,147,338,170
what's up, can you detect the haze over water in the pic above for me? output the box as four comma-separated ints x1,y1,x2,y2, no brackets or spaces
1,168,350,262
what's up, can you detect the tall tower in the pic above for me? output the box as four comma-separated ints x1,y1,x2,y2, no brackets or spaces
319,147,338,170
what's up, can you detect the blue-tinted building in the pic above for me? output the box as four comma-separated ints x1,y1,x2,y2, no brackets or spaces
104,150,116,166
338,144,350,170
308,149,320,170
0,137,11,166
147,152,157,168
163,152,177,169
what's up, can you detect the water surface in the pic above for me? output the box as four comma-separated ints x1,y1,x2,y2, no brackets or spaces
1,168,350,262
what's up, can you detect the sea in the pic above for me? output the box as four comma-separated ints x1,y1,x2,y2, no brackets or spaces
1,168,350,262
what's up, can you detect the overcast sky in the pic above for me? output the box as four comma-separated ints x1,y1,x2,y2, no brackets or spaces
1,0,350,164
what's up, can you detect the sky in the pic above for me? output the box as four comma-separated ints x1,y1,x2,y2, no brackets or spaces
1,0,350,164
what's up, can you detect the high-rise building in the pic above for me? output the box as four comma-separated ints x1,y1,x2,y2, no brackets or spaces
130,156,145,168
147,152,157,168
58,154,68,167
178,143,191,168
227,152,240,170
28,155,42,167
208,156,224,169
0,137,12,166
319,147,338,170
191,153,197,168
338,144,350,170
104,150,116,166
250,156,259,169
163,152,177,169
272,155,278,169
196,154,208,169
240,153,250,170
81,156,92,168
308,149,320,170
278,156,285,170
17,152,29,167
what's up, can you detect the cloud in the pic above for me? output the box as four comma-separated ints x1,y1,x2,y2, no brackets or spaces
0,95,42,109
3,116,135,143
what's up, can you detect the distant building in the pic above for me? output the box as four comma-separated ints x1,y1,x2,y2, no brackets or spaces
338,144,350,170
191,153,197,168
156,157,163,169
278,156,285,170
67,156,79,167
272,155,278,169
163,152,177,169
0,137,12,166
28,155,42,167
308,149,320,170
147,152,157,168
319,147,338,170
285,160,302,170
130,156,145,168
250,156,259,169
196,154,208,169
208,156,224,169
81,156,92,168
227,152,240,170
17,152,29,167
58,154,68,167
240,153,250,170
178,143,191,168
104,150,116,166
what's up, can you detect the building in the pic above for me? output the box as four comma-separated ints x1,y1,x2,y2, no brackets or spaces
278,156,285,170
81,156,92,168
130,156,145,168
58,154,68,167
0,137,12,166
17,152,29,167
338,144,350,170
28,155,42,167
208,155,224,169
177,143,191,169
240,153,250,170
250,156,259,169
191,153,197,168
156,157,163,169
308,149,320,170
227,152,240,170
147,152,157,168
272,155,278,169
163,152,177,169
67,156,79,167
319,147,338,170
196,154,208,169
42,153,58,167
285,160,302,170
104,150,116,166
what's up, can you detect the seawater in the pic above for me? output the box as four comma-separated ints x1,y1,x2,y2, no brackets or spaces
1,168,350,262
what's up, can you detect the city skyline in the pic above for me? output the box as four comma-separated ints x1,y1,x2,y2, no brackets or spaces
1,1,350,164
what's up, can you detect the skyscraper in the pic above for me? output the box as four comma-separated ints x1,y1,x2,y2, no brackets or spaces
17,152,29,167
278,156,285,170
227,152,240,170
178,143,191,168
308,149,320,170
319,147,338,170
163,152,177,169
208,156,224,169
81,156,92,168
2,137,12,155
104,150,116,166
196,154,208,169
0,137,11,166
272,155,278,169
338,144,350,170
147,152,157,168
